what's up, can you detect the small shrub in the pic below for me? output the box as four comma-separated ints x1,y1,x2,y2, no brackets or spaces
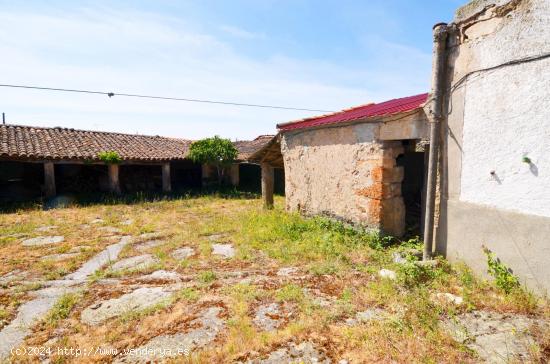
198,270,217,284
397,259,437,288
275,284,304,303
98,151,122,164
174,287,199,302
483,247,520,294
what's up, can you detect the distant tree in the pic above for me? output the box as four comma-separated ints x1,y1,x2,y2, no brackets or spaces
188,136,238,185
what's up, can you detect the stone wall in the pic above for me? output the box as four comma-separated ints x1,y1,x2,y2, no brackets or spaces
438,0,550,294
281,122,406,236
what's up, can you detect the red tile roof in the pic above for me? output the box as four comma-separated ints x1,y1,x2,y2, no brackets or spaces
234,135,275,160
0,124,273,162
277,93,429,131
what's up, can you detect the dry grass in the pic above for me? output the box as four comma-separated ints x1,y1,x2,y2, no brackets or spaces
1,195,548,363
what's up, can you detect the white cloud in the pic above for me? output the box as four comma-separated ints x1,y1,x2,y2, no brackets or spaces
0,7,430,140
219,25,265,40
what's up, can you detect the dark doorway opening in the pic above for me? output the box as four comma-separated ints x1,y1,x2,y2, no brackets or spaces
0,161,44,202
55,164,108,194
120,165,162,192
238,163,285,195
396,141,426,236
171,161,202,190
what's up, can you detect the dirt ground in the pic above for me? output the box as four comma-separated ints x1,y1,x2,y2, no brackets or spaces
0,195,548,363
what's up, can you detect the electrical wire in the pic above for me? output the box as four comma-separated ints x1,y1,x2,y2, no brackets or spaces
0,83,336,113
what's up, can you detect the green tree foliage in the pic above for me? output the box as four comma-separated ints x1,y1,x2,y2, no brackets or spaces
188,136,238,185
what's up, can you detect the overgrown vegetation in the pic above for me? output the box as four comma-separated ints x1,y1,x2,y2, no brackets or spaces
97,150,122,164
1,196,548,363
188,135,238,185
45,293,80,326
483,246,520,293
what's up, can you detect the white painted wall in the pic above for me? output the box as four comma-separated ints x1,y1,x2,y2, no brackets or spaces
458,0,550,218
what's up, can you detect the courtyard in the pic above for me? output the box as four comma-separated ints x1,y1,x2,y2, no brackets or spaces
0,195,548,363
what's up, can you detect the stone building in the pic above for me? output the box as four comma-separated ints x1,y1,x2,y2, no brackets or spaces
0,124,272,202
253,94,430,237
431,0,550,294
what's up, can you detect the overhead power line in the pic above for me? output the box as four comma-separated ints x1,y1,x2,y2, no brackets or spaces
0,83,336,113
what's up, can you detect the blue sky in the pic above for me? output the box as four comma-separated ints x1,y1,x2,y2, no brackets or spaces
0,0,464,140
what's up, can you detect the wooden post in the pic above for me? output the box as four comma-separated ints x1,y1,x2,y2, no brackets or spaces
162,162,171,192
43,161,56,198
261,162,274,209
108,164,121,194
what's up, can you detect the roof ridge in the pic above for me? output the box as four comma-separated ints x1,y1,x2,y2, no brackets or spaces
0,123,194,142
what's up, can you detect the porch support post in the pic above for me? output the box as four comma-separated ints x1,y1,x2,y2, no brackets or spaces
108,164,121,194
43,161,56,198
162,162,171,192
261,162,274,209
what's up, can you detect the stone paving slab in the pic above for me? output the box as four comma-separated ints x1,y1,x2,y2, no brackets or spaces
442,310,543,363
110,254,159,272
0,235,135,360
171,247,195,260
253,303,283,332
135,240,165,252
138,270,182,282
40,253,80,262
212,244,235,258
244,341,331,364
65,236,132,281
114,306,225,363
80,287,172,326
22,236,64,247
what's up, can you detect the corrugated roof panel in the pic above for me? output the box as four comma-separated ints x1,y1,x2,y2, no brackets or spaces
278,93,429,131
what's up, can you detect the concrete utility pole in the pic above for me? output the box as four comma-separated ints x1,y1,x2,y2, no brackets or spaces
423,22,448,261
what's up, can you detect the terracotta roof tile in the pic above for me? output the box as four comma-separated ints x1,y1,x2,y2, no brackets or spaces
0,124,192,161
0,124,274,162
234,135,275,160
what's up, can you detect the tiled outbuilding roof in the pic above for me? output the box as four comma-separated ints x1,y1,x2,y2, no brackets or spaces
0,124,273,162
234,135,275,160
277,93,429,131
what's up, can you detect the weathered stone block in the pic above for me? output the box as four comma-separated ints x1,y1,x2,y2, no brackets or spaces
381,197,405,237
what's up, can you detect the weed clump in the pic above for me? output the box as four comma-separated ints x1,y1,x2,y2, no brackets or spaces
483,246,520,294
46,293,79,326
